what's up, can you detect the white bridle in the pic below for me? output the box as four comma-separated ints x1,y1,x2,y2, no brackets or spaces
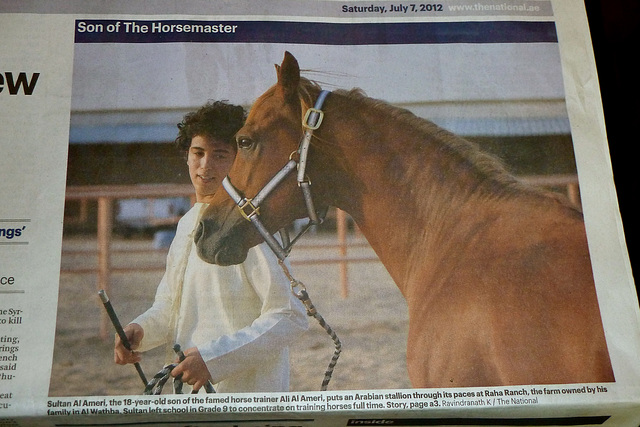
221,90,331,260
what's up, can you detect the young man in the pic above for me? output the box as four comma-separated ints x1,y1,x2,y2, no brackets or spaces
114,101,308,393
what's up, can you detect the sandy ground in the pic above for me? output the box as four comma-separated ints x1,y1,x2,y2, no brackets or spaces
49,231,410,396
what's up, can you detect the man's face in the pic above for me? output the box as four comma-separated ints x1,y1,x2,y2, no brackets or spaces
187,135,236,203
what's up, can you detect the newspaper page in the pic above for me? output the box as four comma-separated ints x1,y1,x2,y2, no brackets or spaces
1,0,639,426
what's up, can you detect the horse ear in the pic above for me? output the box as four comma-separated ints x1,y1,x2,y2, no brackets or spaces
276,51,300,102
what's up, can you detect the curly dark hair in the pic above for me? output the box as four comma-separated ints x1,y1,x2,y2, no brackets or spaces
175,100,246,152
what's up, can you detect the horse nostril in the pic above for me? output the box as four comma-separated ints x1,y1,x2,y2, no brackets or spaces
194,219,221,244
194,221,205,244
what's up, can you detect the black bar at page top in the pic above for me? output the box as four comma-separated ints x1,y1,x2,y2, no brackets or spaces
74,20,558,44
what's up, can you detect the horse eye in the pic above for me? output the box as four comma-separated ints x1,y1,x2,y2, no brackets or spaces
236,136,254,149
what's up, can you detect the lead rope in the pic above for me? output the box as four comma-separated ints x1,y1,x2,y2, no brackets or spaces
278,259,341,391
143,344,216,395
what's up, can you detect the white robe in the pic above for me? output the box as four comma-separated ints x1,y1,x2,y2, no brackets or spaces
132,203,308,393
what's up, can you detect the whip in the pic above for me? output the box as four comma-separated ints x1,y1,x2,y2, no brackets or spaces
98,289,148,386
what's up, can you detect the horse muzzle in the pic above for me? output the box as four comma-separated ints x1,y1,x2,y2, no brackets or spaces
194,214,255,266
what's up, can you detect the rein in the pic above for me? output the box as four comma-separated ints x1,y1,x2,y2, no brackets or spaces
222,90,342,390
279,260,342,391
143,345,216,395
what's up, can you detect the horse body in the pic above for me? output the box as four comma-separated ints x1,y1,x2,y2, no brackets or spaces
398,198,611,387
196,52,614,388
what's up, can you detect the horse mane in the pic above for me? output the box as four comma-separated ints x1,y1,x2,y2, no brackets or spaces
296,76,576,208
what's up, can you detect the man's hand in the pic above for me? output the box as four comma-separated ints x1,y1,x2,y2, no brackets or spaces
170,347,212,391
114,323,143,365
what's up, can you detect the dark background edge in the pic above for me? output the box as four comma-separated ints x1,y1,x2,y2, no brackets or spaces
584,0,639,300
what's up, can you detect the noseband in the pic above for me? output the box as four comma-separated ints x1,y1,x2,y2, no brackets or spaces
222,90,331,260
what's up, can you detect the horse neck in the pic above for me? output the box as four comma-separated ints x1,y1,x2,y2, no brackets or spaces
313,93,533,293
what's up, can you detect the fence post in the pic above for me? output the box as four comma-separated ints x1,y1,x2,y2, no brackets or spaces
568,182,581,208
336,208,349,298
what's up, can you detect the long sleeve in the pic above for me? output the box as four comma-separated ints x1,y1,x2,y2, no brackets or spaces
126,203,308,392
196,244,309,387
130,266,175,352
129,204,203,353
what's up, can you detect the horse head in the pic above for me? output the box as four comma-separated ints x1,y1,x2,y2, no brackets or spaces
195,52,328,265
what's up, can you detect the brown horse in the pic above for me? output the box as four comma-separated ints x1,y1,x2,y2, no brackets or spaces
195,51,614,388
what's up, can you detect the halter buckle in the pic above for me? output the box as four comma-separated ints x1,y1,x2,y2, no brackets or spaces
238,198,260,221
303,107,324,130
298,175,311,186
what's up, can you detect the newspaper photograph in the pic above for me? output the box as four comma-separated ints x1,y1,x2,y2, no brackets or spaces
1,0,639,426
